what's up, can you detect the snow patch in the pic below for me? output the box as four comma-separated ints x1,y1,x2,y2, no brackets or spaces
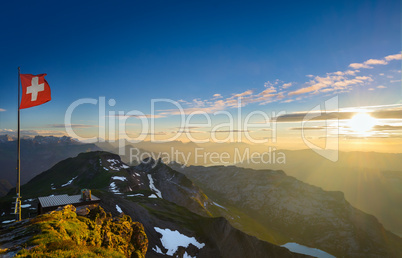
111,176,127,181
183,252,195,258
127,194,144,197
107,159,130,171
109,182,120,193
116,205,123,213
281,243,335,258
152,245,163,254
21,204,31,208
1,212,5,216
147,174,162,198
148,194,158,198
213,202,227,210
154,227,205,255
51,183,56,190
61,176,78,187
2,220,15,224
134,173,141,177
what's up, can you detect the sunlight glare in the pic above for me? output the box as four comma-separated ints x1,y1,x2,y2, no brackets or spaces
348,113,376,133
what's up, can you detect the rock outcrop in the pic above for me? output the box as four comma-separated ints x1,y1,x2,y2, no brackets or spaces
0,205,148,257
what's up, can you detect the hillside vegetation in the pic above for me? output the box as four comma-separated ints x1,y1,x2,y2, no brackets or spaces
0,205,148,257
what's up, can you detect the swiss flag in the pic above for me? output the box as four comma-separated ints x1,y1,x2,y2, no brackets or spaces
20,74,51,109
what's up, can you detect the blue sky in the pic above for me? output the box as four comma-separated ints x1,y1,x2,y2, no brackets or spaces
0,0,401,149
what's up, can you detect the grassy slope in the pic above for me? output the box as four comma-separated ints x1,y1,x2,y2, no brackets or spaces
0,205,147,258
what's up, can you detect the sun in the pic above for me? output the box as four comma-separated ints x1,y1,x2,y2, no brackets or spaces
348,113,376,133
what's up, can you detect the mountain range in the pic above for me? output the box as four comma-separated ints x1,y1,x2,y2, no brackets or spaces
0,151,310,257
237,149,402,237
0,135,100,195
1,150,401,257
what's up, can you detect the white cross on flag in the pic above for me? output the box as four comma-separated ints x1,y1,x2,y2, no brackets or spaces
20,73,51,109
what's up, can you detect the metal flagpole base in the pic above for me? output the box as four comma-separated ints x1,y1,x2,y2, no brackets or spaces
14,196,22,221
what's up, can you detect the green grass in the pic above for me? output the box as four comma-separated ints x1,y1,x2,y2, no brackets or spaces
13,205,147,258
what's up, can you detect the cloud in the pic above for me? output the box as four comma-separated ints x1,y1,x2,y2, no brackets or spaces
276,104,402,123
49,124,98,128
0,129,67,137
354,76,373,81
147,131,168,136
385,53,402,61
282,83,292,89
288,73,372,96
212,129,251,133
288,84,323,96
159,83,281,115
0,108,5,112
349,55,396,70
377,85,386,89
364,59,387,65
108,114,165,119
289,126,327,131
233,90,254,98
160,53,399,116
177,99,191,105
330,70,360,76
349,63,372,69
368,88,375,91
372,125,402,131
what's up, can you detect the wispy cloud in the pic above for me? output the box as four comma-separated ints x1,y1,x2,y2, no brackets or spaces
212,129,252,133
0,129,67,136
349,63,372,69
287,73,373,96
289,126,327,131
0,108,5,112
48,124,99,128
107,114,165,119
385,53,402,61
276,104,402,122
348,53,401,70
282,82,292,89
372,125,402,131
349,58,388,69
158,53,400,117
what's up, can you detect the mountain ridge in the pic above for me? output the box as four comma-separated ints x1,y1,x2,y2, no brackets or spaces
0,151,310,257
171,163,402,257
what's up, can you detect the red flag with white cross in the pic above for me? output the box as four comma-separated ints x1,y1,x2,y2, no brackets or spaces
19,74,51,109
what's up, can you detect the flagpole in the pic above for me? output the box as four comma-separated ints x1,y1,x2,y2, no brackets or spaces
16,67,21,221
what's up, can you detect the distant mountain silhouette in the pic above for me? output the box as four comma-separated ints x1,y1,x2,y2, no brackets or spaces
237,148,402,237
0,135,100,194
